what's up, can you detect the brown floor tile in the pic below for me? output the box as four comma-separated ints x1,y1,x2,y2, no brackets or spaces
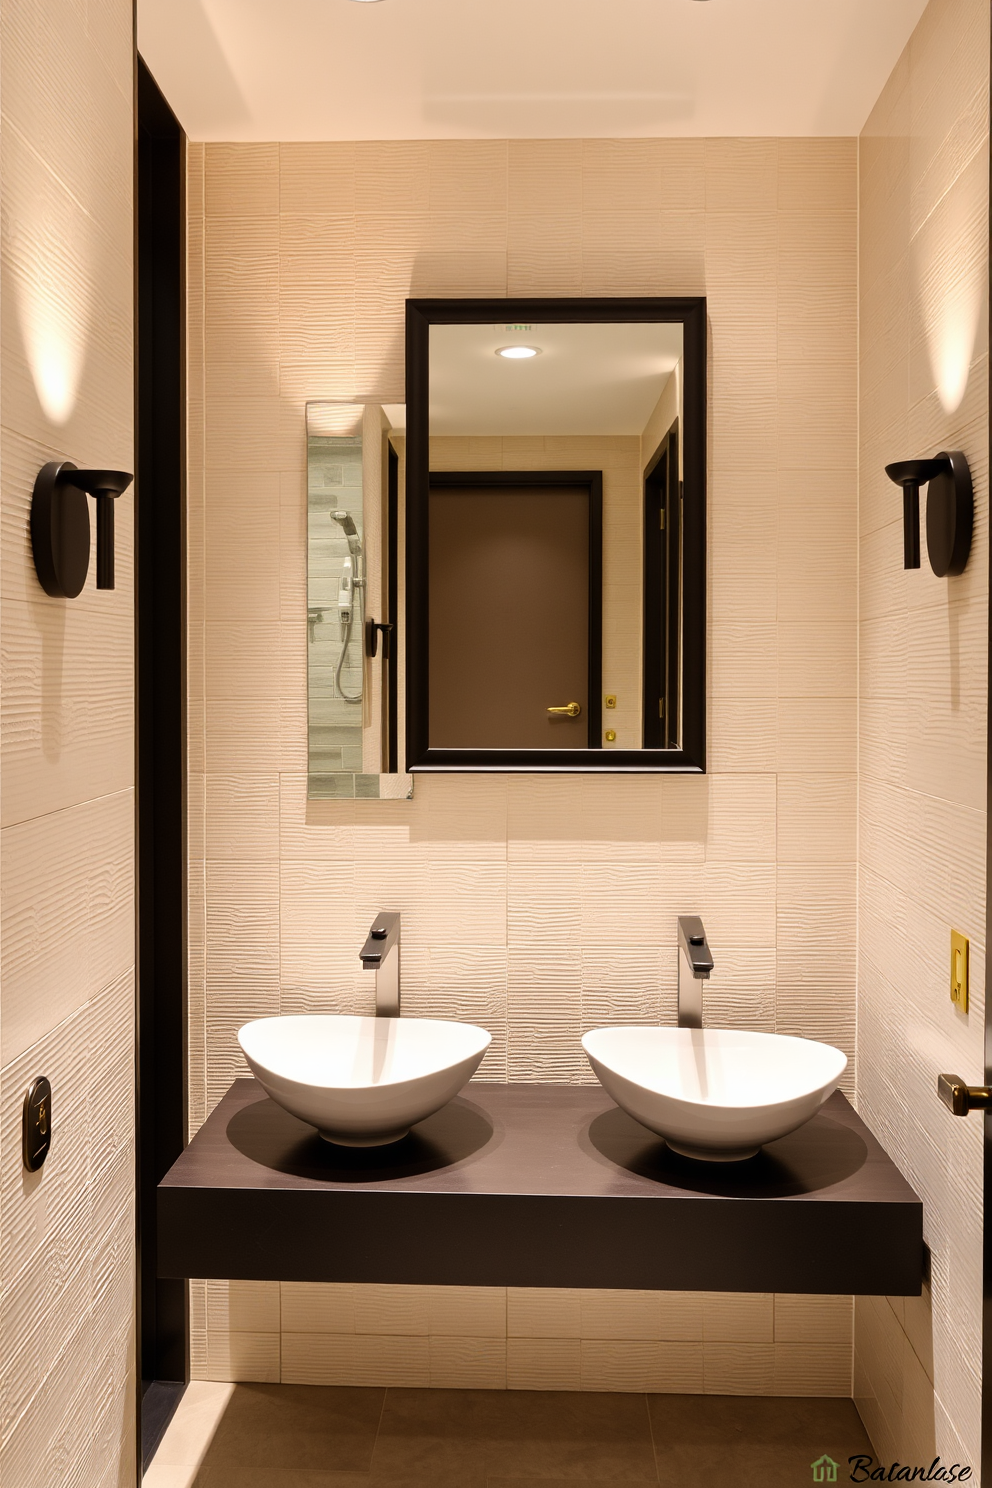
193,1383,384,1473
195,1472,370,1487
370,1388,658,1485
648,1396,873,1488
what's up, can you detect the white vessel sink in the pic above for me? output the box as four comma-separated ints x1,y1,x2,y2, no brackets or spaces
238,1015,492,1147
582,1026,848,1162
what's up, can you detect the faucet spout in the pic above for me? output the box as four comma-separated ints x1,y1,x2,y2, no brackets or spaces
360,912,401,1017
677,916,713,1029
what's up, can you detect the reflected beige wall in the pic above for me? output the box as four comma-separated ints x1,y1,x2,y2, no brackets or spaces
855,0,989,1470
188,136,858,1391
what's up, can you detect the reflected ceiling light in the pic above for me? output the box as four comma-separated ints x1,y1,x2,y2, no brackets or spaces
496,346,541,359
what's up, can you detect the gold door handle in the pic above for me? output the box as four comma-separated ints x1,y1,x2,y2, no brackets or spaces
547,702,581,718
937,1072,992,1116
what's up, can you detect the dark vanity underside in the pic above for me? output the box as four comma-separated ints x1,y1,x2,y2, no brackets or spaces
158,1080,923,1296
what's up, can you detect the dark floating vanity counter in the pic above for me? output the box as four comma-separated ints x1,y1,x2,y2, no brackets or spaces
158,1079,923,1295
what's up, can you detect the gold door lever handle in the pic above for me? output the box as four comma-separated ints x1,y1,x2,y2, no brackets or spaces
547,702,582,718
937,1072,992,1116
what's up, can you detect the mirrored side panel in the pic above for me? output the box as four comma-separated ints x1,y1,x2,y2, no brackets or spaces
306,401,411,799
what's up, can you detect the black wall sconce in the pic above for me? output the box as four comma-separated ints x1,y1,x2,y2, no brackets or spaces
885,451,972,576
31,461,133,597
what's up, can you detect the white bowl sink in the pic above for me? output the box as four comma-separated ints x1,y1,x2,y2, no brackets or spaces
238,1015,492,1147
582,1026,848,1162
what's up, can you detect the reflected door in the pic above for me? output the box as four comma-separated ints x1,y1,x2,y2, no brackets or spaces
428,473,602,749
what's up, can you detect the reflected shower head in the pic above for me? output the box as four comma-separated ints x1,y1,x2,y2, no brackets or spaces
331,509,362,556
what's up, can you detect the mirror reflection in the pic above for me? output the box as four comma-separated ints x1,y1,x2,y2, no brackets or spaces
306,402,410,799
429,321,682,752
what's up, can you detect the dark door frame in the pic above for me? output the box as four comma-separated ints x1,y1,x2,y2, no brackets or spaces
135,54,189,1468
983,45,992,1478
642,421,681,750
425,470,603,755
405,295,706,774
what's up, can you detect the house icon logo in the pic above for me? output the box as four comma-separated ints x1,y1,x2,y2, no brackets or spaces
811,1455,839,1483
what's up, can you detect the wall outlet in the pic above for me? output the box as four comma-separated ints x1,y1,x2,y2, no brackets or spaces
950,928,969,1013
23,1077,52,1172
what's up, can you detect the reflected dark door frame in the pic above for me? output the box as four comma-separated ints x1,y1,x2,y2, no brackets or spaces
405,296,706,774
643,421,681,750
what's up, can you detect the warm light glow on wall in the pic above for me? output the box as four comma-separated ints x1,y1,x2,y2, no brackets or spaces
5,195,93,425
914,153,987,416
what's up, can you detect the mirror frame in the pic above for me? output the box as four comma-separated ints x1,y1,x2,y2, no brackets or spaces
405,296,707,773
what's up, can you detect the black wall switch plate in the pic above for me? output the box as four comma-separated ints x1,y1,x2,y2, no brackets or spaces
23,1077,52,1172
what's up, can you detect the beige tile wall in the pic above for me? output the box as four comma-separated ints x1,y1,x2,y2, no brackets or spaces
856,0,989,1470
0,0,135,1480
188,137,859,1392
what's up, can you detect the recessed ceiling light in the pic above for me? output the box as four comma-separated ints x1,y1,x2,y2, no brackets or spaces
496,346,541,359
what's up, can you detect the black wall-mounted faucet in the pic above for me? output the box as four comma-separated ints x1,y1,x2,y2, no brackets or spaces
677,916,713,1030
360,912,401,1017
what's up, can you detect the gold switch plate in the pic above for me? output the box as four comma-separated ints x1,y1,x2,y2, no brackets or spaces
605,695,617,709
951,928,969,1012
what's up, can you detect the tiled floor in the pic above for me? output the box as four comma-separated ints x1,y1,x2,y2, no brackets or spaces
144,1380,874,1486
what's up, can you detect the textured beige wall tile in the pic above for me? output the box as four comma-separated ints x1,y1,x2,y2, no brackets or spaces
774,1293,852,1345
1,791,134,1063
507,1288,582,1338
772,1342,852,1396
205,144,279,217
280,1283,355,1335
701,1292,774,1343
703,1341,775,1394
192,1332,281,1384
705,139,778,212
579,1290,703,1342
352,1284,430,1336
429,1336,507,1389
581,1340,704,1393
204,1280,280,1334
777,776,857,863
506,1337,581,1391
580,946,670,1032
205,775,280,860
427,1286,506,1338
281,1332,429,1387
1,595,133,827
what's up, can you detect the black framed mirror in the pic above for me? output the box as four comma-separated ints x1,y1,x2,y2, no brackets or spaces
406,296,706,773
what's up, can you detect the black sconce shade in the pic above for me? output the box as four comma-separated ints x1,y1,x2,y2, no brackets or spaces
884,457,943,569
884,451,972,576
31,461,133,597
925,450,972,577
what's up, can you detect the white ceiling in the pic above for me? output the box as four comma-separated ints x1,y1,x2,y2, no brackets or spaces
139,0,929,142
429,322,683,436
